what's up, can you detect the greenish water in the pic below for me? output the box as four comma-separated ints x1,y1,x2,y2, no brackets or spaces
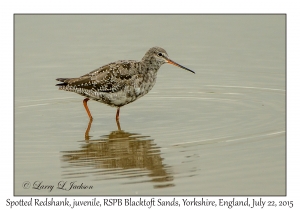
15,15,285,195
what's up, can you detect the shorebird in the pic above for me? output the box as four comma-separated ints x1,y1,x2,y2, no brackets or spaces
56,46,195,121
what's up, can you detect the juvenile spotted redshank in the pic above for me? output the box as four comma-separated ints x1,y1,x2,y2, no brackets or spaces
56,46,195,121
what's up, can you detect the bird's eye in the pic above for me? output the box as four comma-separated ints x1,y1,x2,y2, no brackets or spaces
158,53,162,56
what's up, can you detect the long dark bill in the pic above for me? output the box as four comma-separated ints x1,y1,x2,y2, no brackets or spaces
167,59,195,74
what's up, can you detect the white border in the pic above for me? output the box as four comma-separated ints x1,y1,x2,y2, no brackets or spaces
2,0,298,209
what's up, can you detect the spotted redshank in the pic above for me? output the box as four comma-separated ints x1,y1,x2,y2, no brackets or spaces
56,46,195,121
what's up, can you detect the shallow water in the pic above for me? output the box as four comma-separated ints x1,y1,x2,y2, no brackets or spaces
15,15,285,195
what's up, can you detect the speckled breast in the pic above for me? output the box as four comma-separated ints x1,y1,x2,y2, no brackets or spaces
79,71,158,107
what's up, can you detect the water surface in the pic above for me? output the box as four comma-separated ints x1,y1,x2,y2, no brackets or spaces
15,15,285,195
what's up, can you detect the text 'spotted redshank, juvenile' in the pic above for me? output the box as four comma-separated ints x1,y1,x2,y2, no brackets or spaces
56,46,195,121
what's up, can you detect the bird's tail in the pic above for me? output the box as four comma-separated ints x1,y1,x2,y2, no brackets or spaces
55,78,71,86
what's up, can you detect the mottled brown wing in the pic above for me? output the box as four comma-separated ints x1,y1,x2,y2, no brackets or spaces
57,61,136,93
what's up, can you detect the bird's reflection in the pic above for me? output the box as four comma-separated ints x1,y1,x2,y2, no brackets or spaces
61,119,174,189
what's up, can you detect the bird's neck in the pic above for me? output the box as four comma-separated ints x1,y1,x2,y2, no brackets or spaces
140,57,163,73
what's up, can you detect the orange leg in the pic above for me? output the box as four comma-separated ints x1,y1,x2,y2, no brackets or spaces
85,118,93,141
116,107,120,121
116,119,121,131
83,98,93,120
